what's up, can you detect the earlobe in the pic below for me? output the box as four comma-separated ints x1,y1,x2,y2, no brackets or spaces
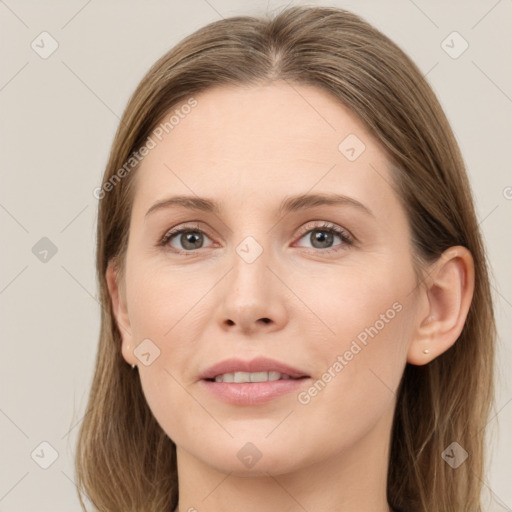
105,260,136,366
407,246,475,366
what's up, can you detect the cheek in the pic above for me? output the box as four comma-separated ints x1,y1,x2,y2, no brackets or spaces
127,261,209,342
293,266,414,442
293,257,412,354
125,264,217,439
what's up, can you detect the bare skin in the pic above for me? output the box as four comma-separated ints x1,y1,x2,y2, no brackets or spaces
106,81,474,512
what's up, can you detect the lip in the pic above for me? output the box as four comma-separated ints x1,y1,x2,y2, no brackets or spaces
198,357,309,381
198,357,311,405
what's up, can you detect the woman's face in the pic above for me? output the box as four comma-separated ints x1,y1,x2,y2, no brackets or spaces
111,81,425,475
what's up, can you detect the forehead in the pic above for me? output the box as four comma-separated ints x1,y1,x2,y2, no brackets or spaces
131,81,396,218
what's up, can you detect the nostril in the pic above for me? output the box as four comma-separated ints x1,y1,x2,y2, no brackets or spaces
260,318,271,324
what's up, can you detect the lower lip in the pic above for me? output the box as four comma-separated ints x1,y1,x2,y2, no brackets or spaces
200,378,311,405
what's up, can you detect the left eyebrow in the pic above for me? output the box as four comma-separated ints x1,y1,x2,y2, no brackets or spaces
278,192,374,218
144,192,374,219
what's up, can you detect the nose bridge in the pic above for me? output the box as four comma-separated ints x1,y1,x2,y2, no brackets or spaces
214,230,288,333
230,232,272,301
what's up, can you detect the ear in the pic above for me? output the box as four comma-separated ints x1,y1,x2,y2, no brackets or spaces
407,246,475,365
105,260,137,366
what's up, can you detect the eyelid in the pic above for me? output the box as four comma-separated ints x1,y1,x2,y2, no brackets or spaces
294,220,355,245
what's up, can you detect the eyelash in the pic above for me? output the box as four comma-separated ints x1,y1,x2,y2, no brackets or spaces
158,221,355,254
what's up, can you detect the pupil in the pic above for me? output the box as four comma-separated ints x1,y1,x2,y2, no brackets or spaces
182,232,202,250
312,230,333,248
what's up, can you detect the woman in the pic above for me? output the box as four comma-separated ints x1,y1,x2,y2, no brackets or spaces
75,5,496,512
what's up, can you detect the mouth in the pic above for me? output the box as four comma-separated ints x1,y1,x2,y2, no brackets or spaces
205,371,309,383
199,357,311,405
199,356,310,381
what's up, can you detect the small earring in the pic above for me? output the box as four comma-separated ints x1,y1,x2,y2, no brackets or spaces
131,363,137,369
423,349,430,355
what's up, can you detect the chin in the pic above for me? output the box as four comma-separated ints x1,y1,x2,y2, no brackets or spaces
191,436,313,477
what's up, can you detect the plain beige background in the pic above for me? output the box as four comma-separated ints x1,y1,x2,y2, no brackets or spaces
0,0,511,510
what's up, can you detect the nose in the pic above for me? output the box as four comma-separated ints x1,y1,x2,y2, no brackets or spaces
214,241,288,335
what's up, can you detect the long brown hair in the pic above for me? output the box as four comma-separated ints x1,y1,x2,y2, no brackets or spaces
75,5,496,511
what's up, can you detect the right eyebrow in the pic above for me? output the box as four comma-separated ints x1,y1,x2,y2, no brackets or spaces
145,196,220,219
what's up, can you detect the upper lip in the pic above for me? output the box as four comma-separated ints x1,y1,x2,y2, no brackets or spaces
199,357,310,381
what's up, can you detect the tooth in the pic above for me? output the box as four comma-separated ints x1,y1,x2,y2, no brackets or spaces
234,371,251,383
213,371,294,383
250,371,269,382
